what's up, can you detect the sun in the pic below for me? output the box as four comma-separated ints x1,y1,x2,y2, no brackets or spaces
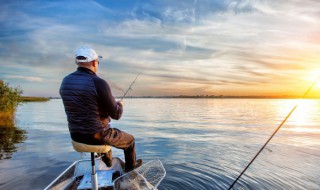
300,70,320,98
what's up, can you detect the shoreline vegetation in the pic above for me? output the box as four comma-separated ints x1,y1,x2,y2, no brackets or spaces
19,96,50,102
0,81,22,127
0,80,50,127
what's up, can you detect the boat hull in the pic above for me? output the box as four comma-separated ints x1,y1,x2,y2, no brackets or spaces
44,157,124,190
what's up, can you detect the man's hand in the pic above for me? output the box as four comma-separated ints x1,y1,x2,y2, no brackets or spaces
117,100,124,107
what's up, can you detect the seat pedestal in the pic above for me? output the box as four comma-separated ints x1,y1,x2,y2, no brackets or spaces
71,140,111,190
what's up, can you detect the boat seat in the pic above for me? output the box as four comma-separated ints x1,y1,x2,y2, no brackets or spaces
71,140,112,190
71,140,111,153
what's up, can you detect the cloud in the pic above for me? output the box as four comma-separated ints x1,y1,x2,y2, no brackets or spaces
1,0,320,96
5,75,43,82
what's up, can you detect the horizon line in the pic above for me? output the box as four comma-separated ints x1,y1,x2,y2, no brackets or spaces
25,95,320,99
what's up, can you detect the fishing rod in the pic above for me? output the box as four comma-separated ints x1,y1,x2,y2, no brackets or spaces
227,76,320,190
120,72,141,101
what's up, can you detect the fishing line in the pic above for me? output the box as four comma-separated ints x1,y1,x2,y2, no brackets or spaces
120,72,141,101
227,75,320,190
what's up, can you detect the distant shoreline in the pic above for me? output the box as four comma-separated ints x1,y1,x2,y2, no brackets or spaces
115,95,319,99
47,95,319,99
19,96,50,102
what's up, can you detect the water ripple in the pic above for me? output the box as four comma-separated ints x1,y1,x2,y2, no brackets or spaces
1,99,320,190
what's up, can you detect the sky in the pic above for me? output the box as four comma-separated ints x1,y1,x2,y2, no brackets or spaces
0,0,320,97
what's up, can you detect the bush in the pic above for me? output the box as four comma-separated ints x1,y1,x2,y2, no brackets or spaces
0,80,22,125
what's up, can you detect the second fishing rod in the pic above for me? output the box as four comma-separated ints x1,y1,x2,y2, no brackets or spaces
227,75,320,190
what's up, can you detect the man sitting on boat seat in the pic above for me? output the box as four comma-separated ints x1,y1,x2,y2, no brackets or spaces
60,46,142,172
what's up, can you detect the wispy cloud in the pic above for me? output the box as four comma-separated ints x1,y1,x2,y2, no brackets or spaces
5,75,43,82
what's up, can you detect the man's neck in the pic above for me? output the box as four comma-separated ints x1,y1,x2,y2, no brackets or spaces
77,67,96,75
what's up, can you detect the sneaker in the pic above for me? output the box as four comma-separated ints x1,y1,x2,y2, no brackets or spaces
135,159,143,169
101,150,113,167
125,159,143,173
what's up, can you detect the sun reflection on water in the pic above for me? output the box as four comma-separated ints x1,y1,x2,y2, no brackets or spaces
290,100,317,126
279,99,320,148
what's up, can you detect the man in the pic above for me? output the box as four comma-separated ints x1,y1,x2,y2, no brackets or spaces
60,46,142,172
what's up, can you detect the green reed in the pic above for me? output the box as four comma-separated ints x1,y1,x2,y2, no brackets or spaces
0,80,22,126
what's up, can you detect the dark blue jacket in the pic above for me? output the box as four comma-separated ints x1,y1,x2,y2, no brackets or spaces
60,67,123,135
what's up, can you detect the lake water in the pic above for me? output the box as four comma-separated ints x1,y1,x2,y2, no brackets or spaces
0,98,320,190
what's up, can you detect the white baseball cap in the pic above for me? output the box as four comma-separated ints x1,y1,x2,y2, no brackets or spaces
75,46,103,63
